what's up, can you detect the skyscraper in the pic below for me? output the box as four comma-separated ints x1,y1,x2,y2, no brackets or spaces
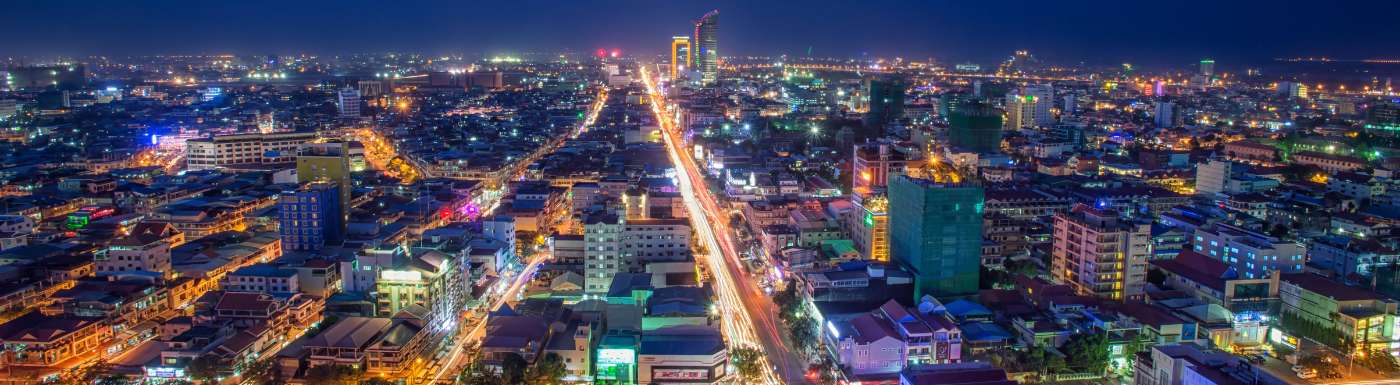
864,78,906,131
280,182,344,252
670,35,691,81
1200,59,1215,77
947,100,1004,153
337,88,360,118
888,174,984,300
693,10,719,85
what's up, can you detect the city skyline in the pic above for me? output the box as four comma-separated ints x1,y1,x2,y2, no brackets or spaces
7,0,1400,67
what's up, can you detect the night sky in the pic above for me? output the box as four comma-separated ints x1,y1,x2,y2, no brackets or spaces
6,0,1399,68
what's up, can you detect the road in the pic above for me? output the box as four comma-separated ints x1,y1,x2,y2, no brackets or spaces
421,85,607,384
425,255,546,384
639,65,809,384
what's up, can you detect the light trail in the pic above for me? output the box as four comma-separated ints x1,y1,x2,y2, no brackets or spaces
639,65,795,385
426,256,545,384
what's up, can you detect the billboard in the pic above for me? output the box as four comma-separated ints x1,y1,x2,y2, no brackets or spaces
653,368,710,381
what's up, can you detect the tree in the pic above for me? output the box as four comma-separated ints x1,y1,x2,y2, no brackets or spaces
500,353,528,384
1062,333,1109,375
459,353,506,385
731,346,765,382
304,364,361,385
1361,349,1400,374
1145,268,1167,288
186,355,222,385
525,353,567,385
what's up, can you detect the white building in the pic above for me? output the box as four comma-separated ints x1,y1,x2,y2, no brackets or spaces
584,212,625,294
584,213,692,294
338,88,361,118
184,132,318,171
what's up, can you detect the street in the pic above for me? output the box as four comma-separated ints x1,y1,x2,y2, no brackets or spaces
639,65,809,385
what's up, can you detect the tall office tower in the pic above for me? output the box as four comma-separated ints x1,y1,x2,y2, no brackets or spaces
584,211,624,294
670,35,692,81
888,174,984,300
947,100,1004,153
297,142,353,224
864,78,907,131
337,88,361,118
1200,59,1215,77
279,182,345,252
1154,101,1176,128
692,10,719,85
1051,204,1151,301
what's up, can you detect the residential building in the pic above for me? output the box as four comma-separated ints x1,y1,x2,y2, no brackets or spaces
1052,204,1151,301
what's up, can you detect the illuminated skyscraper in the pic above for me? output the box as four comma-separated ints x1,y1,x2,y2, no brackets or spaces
1200,59,1215,77
693,10,719,85
670,36,691,81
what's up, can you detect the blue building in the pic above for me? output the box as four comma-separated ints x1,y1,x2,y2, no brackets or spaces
279,182,344,252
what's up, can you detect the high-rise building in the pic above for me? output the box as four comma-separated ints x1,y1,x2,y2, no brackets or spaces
280,182,345,252
1024,84,1055,126
581,211,691,294
846,193,890,262
888,175,984,300
852,143,915,194
1003,94,1035,129
1154,101,1175,128
297,142,353,226
670,36,692,81
584,211,625,294
1051,204,1151,301
337,88,361,118
947,100,1004,153
864,78,907,130
692,10,719,85
1200,59,1215,77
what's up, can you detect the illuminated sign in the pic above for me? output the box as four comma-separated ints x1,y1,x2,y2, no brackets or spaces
381,270,423,282
597,348,635,365
1269,329,1298,349
653,368,709,380
144,367,186,378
